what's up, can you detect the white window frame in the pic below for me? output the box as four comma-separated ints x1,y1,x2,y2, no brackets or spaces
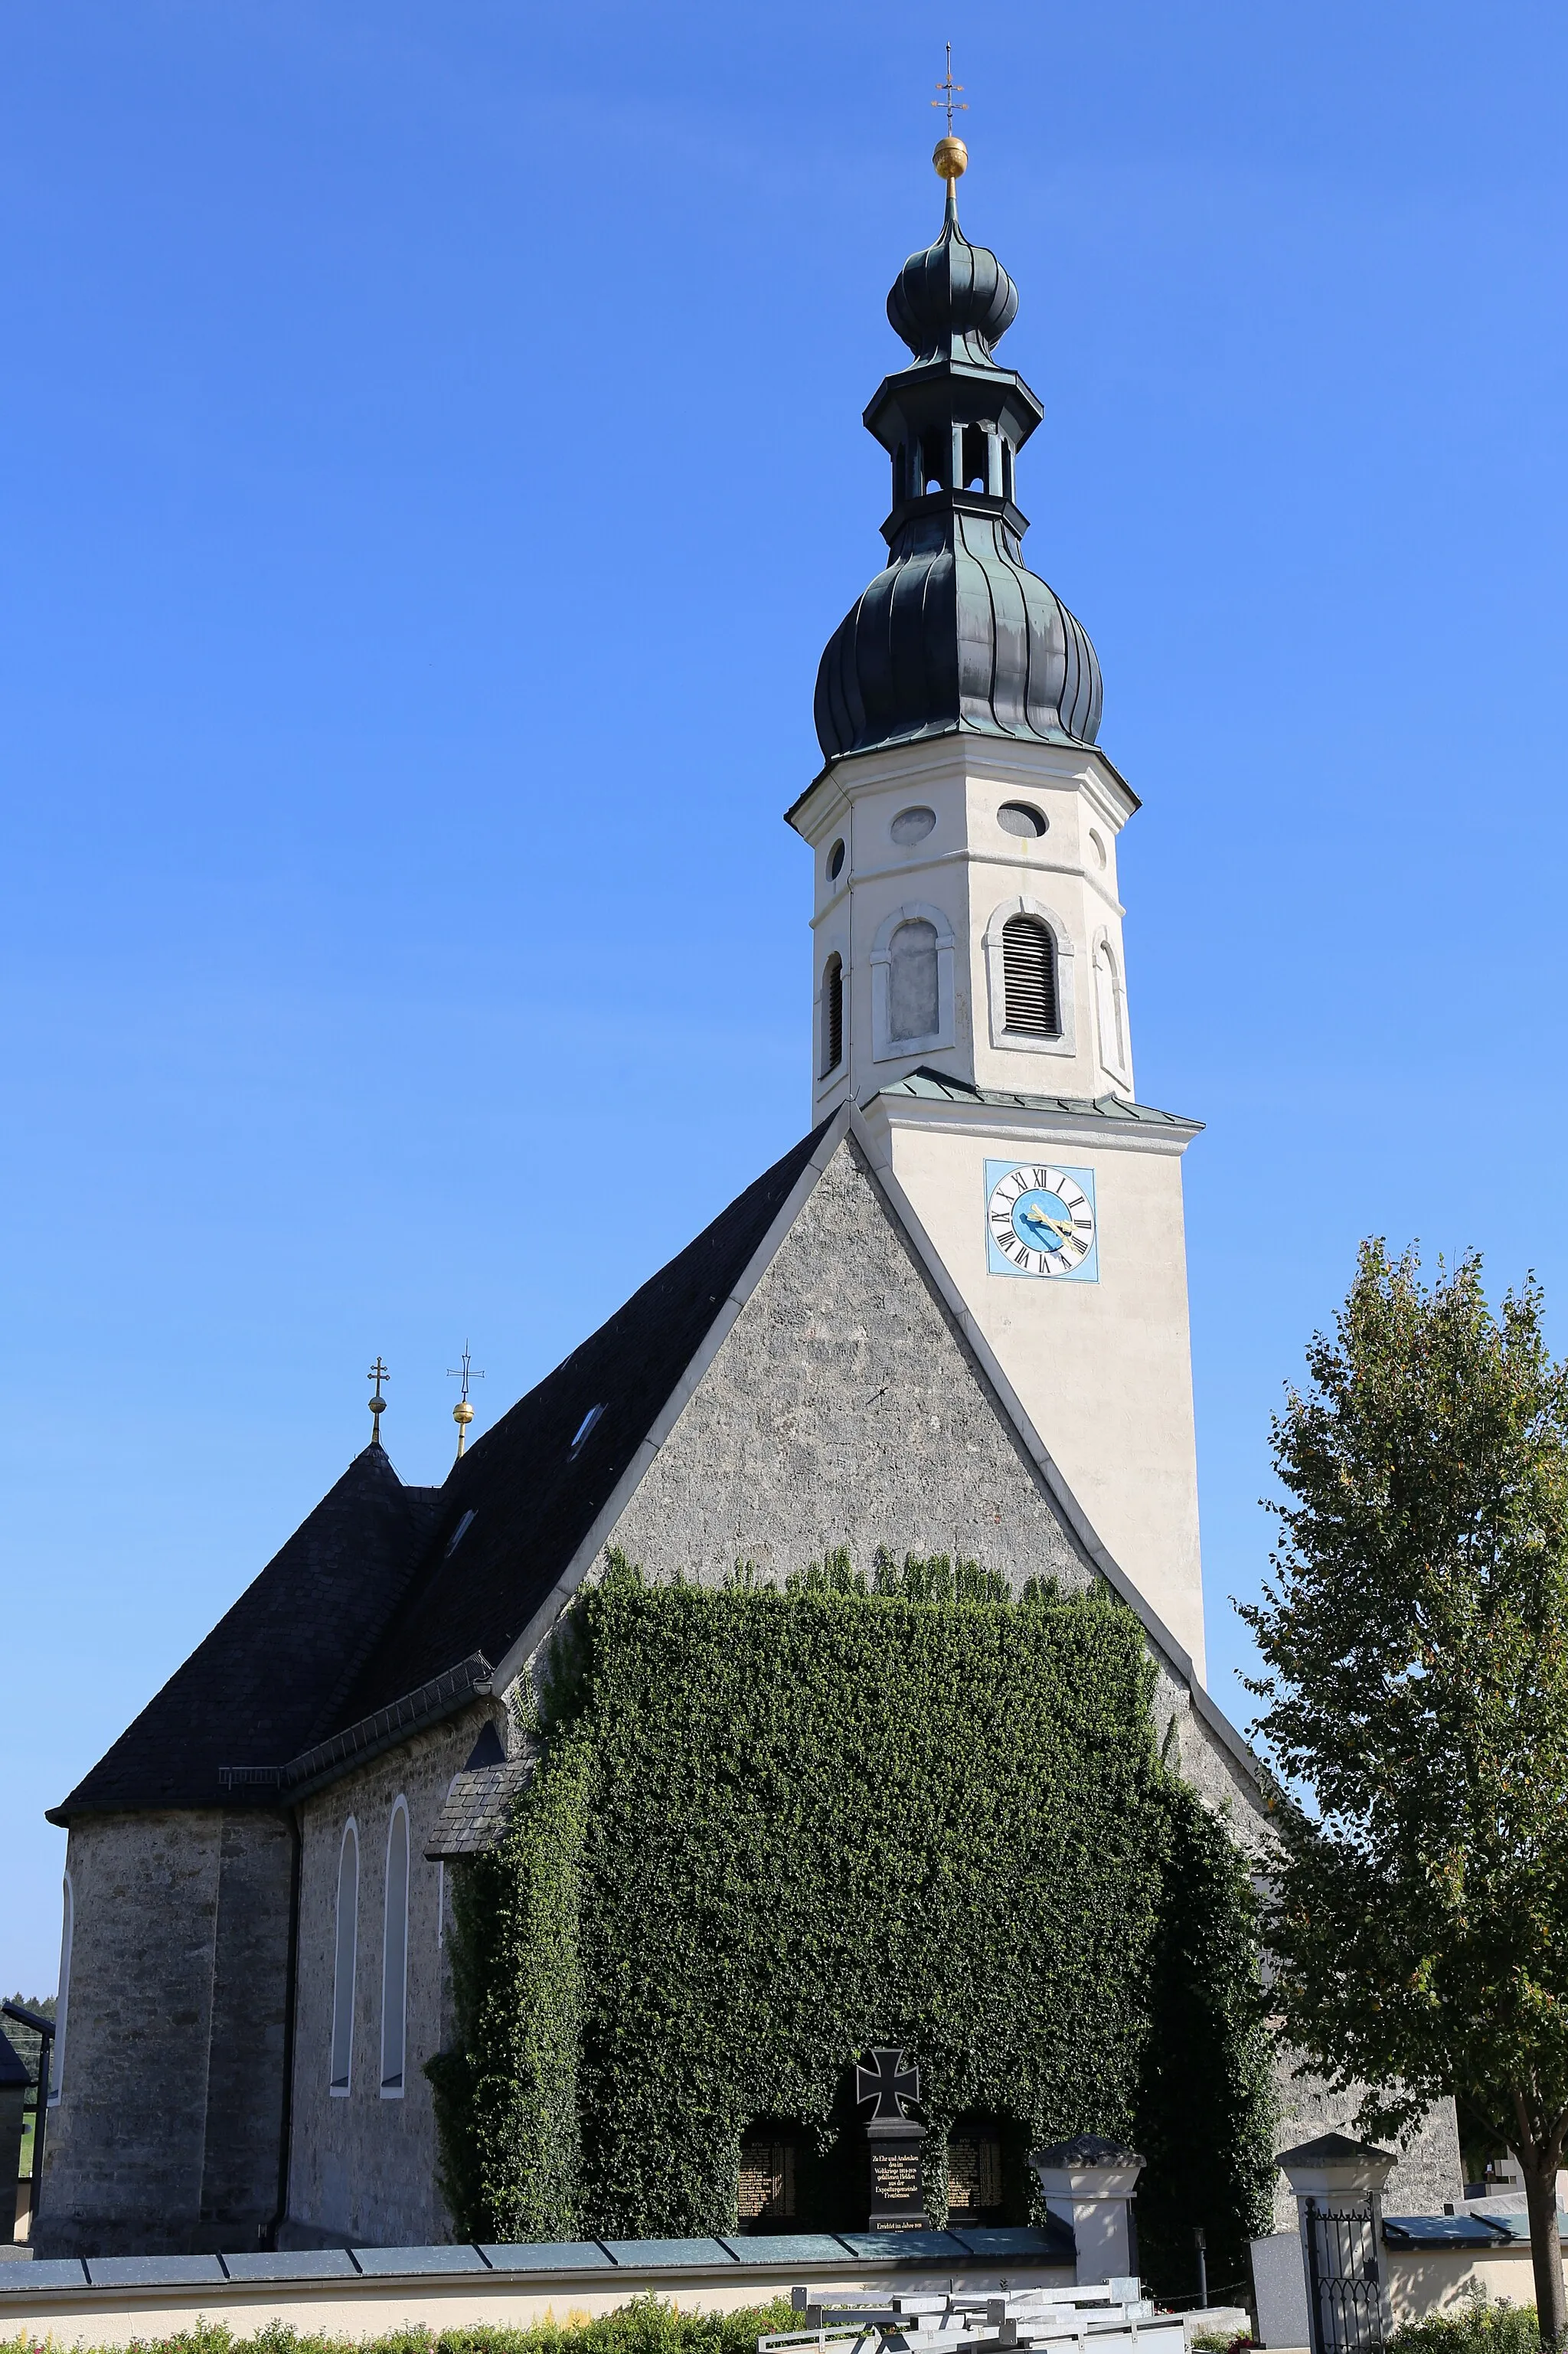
329,1818,359,2096
871,901,956,1063
381,1797,410,2097
49,1872,73,2105
1092,931,1130,1087
984,894,1075,1059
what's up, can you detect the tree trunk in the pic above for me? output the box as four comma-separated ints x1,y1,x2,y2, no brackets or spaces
1517,2128,1566,2350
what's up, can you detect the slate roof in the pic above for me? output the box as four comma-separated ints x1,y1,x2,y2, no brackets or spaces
426,1760,533,1859
51,1450,444,1819
53,1117,833,1821
871,1065,1200,1128
325,1115,832,1728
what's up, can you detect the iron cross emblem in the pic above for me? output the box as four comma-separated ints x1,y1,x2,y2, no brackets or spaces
856,2045,920,2120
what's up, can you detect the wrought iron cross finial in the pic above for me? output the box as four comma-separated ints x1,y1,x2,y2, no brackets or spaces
447,1342,486,1457
856,2045,921,2122
933,43,967,136
367,1355,389,1447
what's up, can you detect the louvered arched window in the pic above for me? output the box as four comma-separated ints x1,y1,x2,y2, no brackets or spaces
1001,915,1059,1037
821,954,844,1077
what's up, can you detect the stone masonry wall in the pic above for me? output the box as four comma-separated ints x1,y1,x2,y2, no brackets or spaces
609,1138,1096,1599
281,1701,499,2250
198,1811,296,2239
36,1809,292,2258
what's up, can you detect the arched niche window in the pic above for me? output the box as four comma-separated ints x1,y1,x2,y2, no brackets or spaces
330,1819,359,2094
820,953,844,1078
984,897,1074,1059
1094,938,1129,1084
871,902,955,1062
49,1873,73,2105
381,1800,410,2096
1001,915,1058,1036
888,919,939,1042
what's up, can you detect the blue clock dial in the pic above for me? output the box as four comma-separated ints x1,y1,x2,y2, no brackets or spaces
985,1162,1096,1279
1011,1188,1076,1251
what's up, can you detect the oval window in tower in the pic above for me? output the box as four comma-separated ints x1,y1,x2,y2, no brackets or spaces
998,802,1047,838
828,839,845,881
890,806,936,848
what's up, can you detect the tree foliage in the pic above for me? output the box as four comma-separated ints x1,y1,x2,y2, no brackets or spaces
1241,1243,1568,2342
432,1552,1274,2294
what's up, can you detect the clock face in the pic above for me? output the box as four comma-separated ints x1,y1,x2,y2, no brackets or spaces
985,1161,1099,1281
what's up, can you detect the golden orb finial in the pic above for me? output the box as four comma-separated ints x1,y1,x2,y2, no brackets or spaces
446,1342,485,1458
931,41,969,187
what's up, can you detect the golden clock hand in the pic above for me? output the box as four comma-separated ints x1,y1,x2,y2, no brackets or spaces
1023,1208,1073,1238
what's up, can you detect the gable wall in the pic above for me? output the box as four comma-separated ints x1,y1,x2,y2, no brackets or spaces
609,1137,1096,1595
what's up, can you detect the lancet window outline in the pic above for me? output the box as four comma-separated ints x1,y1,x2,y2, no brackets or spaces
381,1797,410,2097
329,1819,359,2094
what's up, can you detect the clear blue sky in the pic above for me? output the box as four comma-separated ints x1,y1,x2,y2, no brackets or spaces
5,0,1567,1991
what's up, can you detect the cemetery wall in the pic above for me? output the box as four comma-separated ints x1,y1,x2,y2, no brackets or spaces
36,1807,292,2258
280,1699,498,2251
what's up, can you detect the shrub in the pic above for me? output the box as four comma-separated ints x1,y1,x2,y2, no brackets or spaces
5,2295,795,2354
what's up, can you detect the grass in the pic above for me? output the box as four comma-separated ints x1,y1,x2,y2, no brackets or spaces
2,2294,796,2354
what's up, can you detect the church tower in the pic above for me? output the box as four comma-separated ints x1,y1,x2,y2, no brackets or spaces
789,142,1207,1679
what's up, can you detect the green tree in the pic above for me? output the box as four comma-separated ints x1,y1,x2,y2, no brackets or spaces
1240,1243,1568,2346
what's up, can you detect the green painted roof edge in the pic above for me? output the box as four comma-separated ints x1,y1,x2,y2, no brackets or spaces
866,1065,1204,1130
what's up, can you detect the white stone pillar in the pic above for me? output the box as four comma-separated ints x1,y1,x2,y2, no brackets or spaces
1274,2133,1396,2354
1029,2133,1146,2284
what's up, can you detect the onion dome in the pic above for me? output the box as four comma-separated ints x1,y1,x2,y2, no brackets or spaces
814,160,1103,764
887,181,1019,365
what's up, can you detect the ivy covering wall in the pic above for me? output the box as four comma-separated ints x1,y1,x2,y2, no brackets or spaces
430,1556,1275,2297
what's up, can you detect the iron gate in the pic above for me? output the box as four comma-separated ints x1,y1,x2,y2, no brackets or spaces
1302,2196,1386,2354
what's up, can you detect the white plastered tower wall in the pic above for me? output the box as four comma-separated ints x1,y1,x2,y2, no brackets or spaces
790,732,1207,1681
800,735,1138,1106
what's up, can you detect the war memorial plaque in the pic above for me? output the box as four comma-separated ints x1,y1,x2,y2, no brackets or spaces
856,2046,927,2230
